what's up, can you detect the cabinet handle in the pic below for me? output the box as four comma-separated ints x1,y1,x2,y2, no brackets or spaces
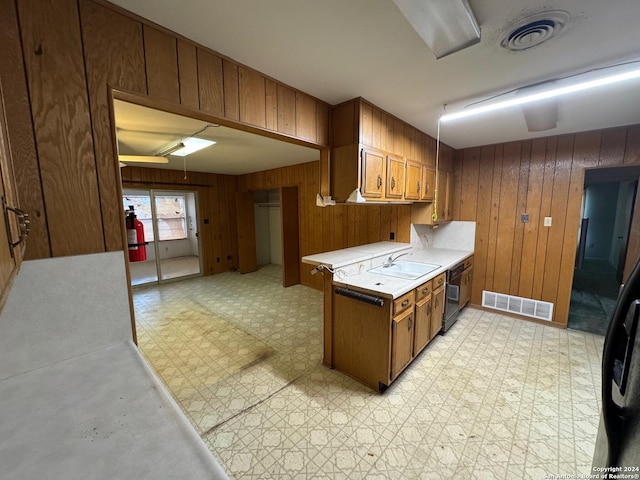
391,177,396,190
377,175,382,190
425,183,429,193
417,181,421,193
3,197,30,257
408,315,413,330
427,304,431,315
422,288,428,294
401,299,410,307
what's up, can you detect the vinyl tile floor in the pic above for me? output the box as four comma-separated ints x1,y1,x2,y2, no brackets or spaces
134,265,604,480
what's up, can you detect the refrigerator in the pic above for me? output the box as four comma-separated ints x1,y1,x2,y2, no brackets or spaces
592,258,640,471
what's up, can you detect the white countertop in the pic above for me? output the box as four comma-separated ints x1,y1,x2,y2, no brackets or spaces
302,241,412,269
0,341,228,480
333,248,473,299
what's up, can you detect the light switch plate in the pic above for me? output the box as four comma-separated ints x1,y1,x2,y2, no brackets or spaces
544,217,552,227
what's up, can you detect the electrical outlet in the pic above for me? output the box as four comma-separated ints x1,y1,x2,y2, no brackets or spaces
521,213,529,223
390,232,395,240
544,217,552,227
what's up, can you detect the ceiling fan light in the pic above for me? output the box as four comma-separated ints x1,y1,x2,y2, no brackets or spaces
391,0,481,59
170,137,216,156
118,155,169,164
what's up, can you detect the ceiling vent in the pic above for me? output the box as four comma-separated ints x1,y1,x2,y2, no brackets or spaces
500,10,570,51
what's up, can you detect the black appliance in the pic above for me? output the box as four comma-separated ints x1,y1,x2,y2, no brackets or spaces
592,257,640,471
443,262,464,333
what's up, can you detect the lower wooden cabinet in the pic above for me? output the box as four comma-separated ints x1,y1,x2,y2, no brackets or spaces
460,256,474,308
413,295,432,356
391,307,414,380
431,284,445,338
332,272,446,392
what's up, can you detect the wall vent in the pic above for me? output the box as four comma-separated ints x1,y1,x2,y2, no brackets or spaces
482,290,553,322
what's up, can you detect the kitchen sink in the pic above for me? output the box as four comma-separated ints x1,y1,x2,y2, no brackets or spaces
368,261,441,280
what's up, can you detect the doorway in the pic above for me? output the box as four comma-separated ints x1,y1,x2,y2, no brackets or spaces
236,186,300,287
568,166,640,335
123,188,202,286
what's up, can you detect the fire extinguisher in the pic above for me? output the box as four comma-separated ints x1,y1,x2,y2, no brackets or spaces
126,205,147,262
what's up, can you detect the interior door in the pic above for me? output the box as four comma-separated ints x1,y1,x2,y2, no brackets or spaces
236,191,257,274
280,186,300,287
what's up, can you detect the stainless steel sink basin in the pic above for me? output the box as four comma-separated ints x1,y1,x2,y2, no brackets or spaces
368,261,441,280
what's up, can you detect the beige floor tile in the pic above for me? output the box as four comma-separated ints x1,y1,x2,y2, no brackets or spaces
134,264,605,479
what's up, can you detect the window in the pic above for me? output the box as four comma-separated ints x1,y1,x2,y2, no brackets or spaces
154,195,187,241
123,194,188,242
123,195,155,242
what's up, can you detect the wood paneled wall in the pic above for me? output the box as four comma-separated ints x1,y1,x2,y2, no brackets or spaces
237,162,412,289
121,167,238,275
453,125,640,326
0,0,330,260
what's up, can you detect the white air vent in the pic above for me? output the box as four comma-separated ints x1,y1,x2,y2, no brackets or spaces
500,10,571,51
482,290,553,322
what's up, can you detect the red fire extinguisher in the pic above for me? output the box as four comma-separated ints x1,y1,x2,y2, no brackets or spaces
126,206,147,262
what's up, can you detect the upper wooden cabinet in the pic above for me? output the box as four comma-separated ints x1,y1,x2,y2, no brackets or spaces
361,147,385,199
410,144,454,225
421,167,435,202
405,161,422,201
386,154,405,199
330,97,453,203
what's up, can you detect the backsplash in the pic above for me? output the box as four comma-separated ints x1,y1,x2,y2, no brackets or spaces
411,221,476,251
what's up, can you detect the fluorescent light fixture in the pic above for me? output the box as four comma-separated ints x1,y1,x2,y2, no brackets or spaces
441,61,640,123
391,0,480,58
170,137,215,156
118,155,169,164
155,143,185,157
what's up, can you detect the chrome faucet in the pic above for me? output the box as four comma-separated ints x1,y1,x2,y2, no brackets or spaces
383,252,409,267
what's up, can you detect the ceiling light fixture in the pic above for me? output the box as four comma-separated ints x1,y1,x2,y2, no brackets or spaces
440,61,640,123
391,0,480,59
118,155,169,164
155,142,185,157
169,137,216,157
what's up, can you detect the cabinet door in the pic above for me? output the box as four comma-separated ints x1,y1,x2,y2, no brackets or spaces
460,267,472,308
385,154,405,199
414,296,431,355
361,147,385,198
431,286,445,338
436,171,448,220
404,161,422,201
0,78,21,309
391,307,414,380
421,167,435,202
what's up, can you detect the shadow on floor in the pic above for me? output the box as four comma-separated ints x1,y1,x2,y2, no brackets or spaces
568,259,620,336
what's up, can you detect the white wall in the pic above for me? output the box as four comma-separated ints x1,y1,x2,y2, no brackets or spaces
254,203,271,265
254,189,282,266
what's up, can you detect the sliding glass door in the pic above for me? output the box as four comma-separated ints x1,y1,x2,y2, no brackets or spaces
123,188,201,286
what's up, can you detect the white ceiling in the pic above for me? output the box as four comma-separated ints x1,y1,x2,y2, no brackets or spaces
114,100,320,175
111,0,640,150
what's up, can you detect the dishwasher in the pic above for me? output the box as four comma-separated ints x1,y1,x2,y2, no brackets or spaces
443,262,464,333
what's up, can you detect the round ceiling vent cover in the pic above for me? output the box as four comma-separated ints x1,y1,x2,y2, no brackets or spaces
501,10,571,51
